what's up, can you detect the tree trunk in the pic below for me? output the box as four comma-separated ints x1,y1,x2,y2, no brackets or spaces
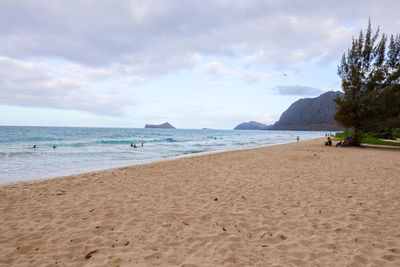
347,130,362,146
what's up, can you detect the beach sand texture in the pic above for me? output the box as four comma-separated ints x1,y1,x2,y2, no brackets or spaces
1,138,400,266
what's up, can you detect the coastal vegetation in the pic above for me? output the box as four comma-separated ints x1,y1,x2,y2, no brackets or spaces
334,20,400,146
335,131,400,147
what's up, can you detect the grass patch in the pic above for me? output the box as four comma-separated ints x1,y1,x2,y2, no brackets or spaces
334,132,347,139
335,131,400,147
394,128,400,138
361,135,400,146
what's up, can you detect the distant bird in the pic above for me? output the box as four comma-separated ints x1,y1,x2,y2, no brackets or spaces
282,73,288,77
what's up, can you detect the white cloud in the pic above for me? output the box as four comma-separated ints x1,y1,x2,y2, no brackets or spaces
262,112,281,125
195,81,232,88
243,71,286,83
242,50,266,65
198,61,286,84
275,85,324,96
0,56,51,83
0,56,139,115
198,62,238,77
119,76,148,83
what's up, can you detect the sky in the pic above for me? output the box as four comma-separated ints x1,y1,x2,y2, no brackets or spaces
0,0,399,129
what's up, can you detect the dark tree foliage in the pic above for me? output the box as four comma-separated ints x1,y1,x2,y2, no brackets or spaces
335,20,400,145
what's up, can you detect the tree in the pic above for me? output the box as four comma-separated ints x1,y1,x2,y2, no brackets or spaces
335,20,400,145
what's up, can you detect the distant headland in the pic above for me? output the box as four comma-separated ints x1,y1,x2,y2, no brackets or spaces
144,122,176,129
269,91,344,131
234,91,344,131
234,121,271,130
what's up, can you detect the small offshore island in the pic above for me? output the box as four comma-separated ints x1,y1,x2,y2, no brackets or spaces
144,122,176,129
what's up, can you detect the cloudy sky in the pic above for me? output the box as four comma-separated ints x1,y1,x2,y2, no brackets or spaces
0,0,399,129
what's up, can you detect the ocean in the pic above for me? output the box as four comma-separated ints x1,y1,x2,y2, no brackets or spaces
0,126,326,184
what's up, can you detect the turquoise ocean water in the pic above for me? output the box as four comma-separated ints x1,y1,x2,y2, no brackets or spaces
0,126,326,184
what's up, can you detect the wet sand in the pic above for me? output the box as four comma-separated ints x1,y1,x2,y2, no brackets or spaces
1,138,400,266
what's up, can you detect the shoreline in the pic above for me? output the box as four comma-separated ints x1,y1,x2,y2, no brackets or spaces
1,138,399,266
1,137,319,187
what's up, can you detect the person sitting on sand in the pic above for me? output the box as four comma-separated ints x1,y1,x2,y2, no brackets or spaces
325,137,332,146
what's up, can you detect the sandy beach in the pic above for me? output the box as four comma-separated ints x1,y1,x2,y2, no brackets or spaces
1,138,400,266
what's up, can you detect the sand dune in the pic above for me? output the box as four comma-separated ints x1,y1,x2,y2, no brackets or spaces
1,138,400,266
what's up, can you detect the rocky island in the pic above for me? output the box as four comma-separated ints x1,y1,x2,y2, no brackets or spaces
144,122,176,129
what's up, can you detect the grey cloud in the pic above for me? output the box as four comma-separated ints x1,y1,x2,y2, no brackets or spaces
275,85,324,96
1,0,399,73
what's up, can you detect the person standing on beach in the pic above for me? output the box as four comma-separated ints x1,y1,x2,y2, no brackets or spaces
296,136,300,141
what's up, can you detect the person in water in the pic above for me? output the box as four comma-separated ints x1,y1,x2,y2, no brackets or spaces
53,145,56,149
141,142,144,147
33,145,37,149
